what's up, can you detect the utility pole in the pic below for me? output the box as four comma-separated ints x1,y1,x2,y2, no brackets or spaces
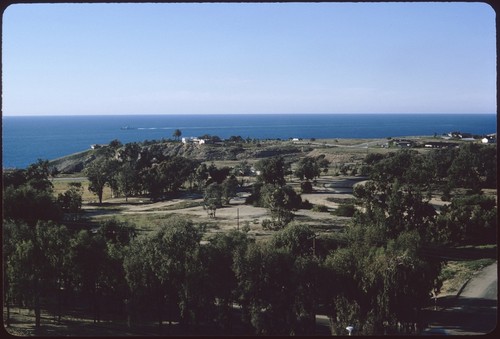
237,208,239,230
308,233,316,257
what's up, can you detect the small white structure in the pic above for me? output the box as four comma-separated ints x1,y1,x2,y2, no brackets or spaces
346,326,354,336
482,137,496,144
182,137,206,145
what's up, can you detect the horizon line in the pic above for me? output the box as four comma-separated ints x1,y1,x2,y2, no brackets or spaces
3,112,497,117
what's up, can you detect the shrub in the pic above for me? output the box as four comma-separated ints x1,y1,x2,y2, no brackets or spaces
301,181,313,193
301,199,313,210
333,203,356,217
312,204,329,213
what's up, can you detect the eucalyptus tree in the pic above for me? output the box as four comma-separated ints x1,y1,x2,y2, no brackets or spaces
204,230,251,331
5,221,72,328
123,216,204,331
69,229,108,323
233,242,297,335
436,194,497,245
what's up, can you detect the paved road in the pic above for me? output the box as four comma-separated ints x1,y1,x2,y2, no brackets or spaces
422,262,497,335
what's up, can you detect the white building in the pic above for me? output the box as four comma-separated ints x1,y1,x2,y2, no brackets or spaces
182,137,206,145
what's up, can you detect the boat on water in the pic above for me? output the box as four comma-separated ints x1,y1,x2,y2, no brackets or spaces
121,125,134,130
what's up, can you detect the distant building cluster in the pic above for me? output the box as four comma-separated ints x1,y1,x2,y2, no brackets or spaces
379,132,496,150
481,134,497,144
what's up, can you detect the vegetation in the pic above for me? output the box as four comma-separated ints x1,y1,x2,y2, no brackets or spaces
3,136,497,335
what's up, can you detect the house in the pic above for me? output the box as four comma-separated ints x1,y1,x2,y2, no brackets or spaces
182,137,206,145
390,139,416,148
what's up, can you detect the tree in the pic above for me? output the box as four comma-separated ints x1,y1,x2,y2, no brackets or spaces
436,194,497,245
204,231,251,331
25,159,54,192
173,129,182,141
57,182,83,219
84,158,114,204
262,184,302,229
295,156,329,184
108,139,123,149
115,161,137,201
208,163,231,185
255,156,287,187
194,163,210,191
203,182,223,218
234,242,291,334
270,223,316,257
124,217,203,330
5,221,71,328
234,242,311,335
3,184,62,225
69,229,108,323
221,175,239,204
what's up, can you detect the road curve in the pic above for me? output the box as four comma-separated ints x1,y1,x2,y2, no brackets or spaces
423,262,497,335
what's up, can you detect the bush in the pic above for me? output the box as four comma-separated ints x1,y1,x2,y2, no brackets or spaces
301,181,313,193
333,203,356,217
312,204,329,213
301,199,313,210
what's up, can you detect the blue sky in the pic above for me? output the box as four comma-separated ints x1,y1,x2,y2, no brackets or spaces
2,2,496,116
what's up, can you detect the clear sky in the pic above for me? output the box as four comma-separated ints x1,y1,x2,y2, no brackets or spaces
2,2,496,116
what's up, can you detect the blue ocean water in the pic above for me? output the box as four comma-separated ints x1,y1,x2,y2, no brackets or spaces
2,113,496,169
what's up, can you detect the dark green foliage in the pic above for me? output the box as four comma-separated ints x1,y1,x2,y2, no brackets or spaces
436,194,497,245
57,182,83,215
97,219,136,245
204,231,251,331
295,155,330,183
3,185,62,225
261,184,302,229
137,156,200,200
208,163,232,184
84,157,115,204
173,129,182,141
300,180,313,193
203,182,223,218
270,223,316,257
234,242,319,335
221,175,239,204
255,156,287,187
123,216,204,329
4,221,72,328
312,204,328,212
227,135,245,143
333,203,356,217
3,159,62,224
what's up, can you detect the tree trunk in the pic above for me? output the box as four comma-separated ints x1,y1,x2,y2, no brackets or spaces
34,294,41,328
5,295,10,327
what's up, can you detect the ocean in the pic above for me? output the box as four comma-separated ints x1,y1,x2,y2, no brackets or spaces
2,113,496,169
